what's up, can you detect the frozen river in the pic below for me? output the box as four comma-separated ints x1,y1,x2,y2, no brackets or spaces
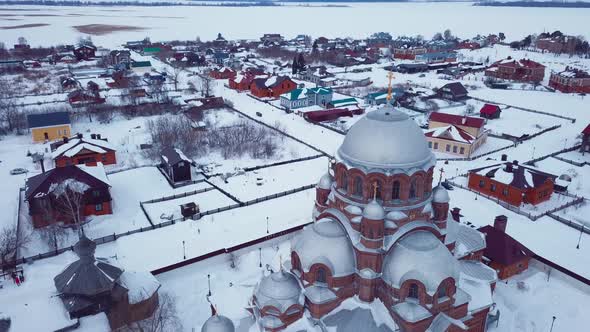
0,2,589,47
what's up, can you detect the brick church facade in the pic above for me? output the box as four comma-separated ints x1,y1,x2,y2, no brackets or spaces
248,103,497,332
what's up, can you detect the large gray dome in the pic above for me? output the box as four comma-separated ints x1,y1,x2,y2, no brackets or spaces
382,231,458,293
254,270,302,312
337,104,435,170
292,218,356,277
201,314,235,332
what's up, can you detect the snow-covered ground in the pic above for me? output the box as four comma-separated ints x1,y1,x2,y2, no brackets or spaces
209,156,328,202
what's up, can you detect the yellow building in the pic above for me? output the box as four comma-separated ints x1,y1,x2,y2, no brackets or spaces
27,112,72,143
425,112,488,157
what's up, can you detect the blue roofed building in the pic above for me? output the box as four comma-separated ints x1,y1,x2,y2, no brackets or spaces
280,87,333,110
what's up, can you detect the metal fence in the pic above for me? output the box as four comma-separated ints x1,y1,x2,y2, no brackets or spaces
3,184,316,270
470,96,576,123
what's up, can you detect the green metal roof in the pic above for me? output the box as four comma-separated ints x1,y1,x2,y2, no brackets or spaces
330,97,358,106
143,47,161,53
132,61,152,68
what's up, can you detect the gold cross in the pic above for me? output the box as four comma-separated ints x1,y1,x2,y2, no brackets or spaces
386,71,395,102
438,167,445,185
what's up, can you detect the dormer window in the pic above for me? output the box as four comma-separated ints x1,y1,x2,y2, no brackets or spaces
408,283,419,299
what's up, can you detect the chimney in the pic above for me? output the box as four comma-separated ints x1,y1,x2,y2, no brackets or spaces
91,134,96,139
494,215,508,233
77,133,83,139
501,154,508,161
504,161,513,173
450,207,462,222
96,134,101,140
39,158,45,173
63,136,69,143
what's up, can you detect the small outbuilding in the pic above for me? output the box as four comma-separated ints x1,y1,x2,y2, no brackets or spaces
161,147,194,183
479,103,502,119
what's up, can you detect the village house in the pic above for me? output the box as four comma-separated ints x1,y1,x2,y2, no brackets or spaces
548,66,590,93
109,50,131,68
260,33,283,44
415,51,457,64
25,163,112,228
279,87,333,110
161,147,194,183
581,124,590,154
425,112,488,157
250,76,297,99
536,35,578,54
437,82,468,101
131,60,152,74
61,77,78,90
327,97,361,111
27,112,72,143
0,60,25,71
392,46,427,60
467,160,557,206
51,134,117,167
479,216,534,280
485,58,545,83
479,103,502,119
298,66,335,86
73,45,97,61
67,89,105,106
54,236,160,330
209,67,236,79
229,72,266,91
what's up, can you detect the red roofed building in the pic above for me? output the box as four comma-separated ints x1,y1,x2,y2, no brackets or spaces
581,124,590,154
51,134,117,167
467,161,556,206
426,112,488,157
549,67,590,93
479,104,501,119
303,108,353,123
479,216,534,280
228,72,267,91
209,67,236,80
250,76,297,99
485,58,545,83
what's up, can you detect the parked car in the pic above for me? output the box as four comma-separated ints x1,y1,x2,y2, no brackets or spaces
10,168,28,175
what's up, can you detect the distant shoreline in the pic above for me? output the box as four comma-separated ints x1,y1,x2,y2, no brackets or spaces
0,0,353,7
474,1,590,8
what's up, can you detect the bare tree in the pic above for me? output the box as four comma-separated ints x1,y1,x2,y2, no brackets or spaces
199,72,214,97
50,179,89,229
120,292,182,332
39,224,69,251
144,115,205,161
0,79,25,134
149,82,170,104
166,67,183,91
0,225,28,270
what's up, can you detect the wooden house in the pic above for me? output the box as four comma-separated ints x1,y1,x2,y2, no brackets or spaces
437,82,468,101
580,124,590,154
468,161,556,206
479,216,534,280
73,45,97,61
479,104,501,119
161,147,194,183
25,164,112,228
51,134,117,167
27,112,72,143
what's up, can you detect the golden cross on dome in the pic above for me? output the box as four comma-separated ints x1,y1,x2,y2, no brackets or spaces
386,71,395,102
438,167,445,185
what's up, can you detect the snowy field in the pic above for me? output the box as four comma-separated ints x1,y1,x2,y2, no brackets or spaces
536,157,590,198
2,3,590,48
209,156,329,202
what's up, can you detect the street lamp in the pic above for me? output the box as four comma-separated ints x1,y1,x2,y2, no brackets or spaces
550,316,556,332
266,217,269,234
259,248,262,268
532,146,536,160
577,225,584,249
207,274,212,296
182,240,186,260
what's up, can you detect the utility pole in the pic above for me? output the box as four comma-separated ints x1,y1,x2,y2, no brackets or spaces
207,274,212,296
182,240,186,260
550,316,556,332
266,217,269,234
259,248,262,268
577,225,584,249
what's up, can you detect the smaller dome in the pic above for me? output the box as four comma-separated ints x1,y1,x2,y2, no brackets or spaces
201,315,235,332
254,270,302,312
432,185,450,203
363,200,385,220
317,172,333,190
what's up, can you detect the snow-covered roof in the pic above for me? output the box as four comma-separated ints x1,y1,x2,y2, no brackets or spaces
382,230,458,294
77,163,110,186
292,218,356,277
254,270,303,313
117,271,160,304
391,301,432,323
425,125,476,144
51,137,115,159
304,285,338,304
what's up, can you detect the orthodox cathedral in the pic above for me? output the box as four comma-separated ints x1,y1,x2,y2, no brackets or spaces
202,98,497,332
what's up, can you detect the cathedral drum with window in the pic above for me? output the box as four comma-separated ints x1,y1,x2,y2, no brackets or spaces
251,103,496,332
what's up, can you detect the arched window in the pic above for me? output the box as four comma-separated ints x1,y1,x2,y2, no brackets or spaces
316,267,327,283
353,176,363,197
340,171,348,192
409,178,417,199
374,180,382,200
392,181,401,200
408,283,419,299
438,286,447,299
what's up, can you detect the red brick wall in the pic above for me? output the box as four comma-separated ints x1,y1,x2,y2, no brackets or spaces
492,257,530,280
468,173,523,206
